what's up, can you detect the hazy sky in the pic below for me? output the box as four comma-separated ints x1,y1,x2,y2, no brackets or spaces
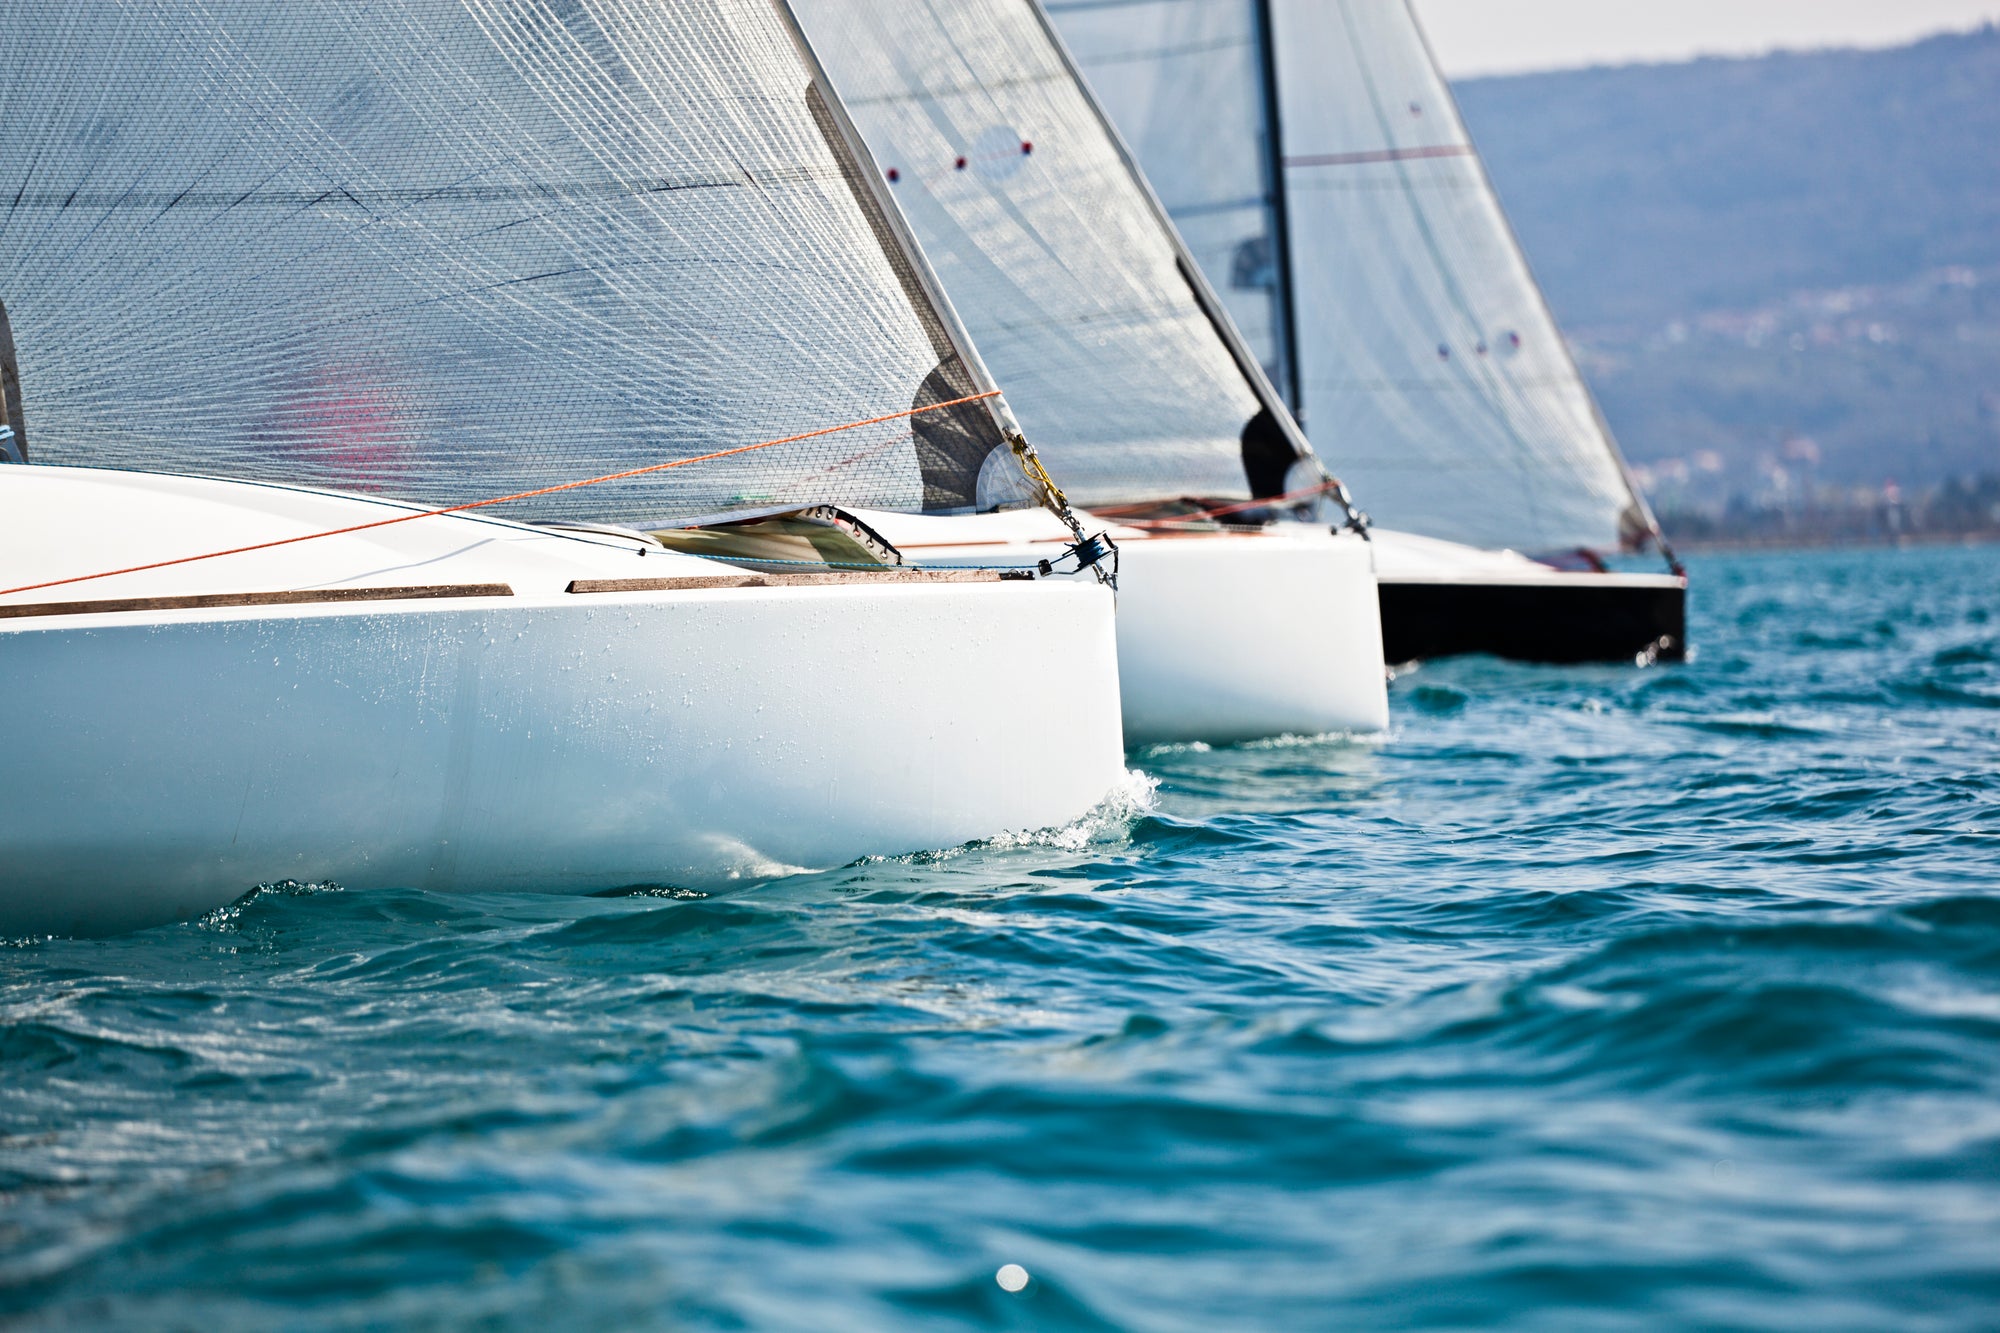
1414,0,2000,76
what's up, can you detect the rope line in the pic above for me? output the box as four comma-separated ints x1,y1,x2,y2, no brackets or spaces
1099,480,1348,529
0,391,1002,600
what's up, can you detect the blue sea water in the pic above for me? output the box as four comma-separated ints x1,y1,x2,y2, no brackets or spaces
4,543,1999,1330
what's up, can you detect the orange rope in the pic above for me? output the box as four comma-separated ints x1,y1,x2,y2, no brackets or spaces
0,390,1002,600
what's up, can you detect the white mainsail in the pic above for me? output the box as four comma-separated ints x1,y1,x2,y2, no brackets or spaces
1051,0,1664,558
0,0,1030,526
792,0,1311,505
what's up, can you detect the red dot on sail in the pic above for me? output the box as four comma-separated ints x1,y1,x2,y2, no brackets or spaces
1021,140,1033,155
955,156,967,170
886,167,900,183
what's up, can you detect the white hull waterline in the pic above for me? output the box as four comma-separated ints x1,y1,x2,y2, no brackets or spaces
856,507,1389,746
0,467,1127,937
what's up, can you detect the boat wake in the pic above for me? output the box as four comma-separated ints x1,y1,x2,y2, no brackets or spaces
197,880,345,933
1236,728,1388,751
1140,728,1385,758
876,767,1161,868
991,766,1161,851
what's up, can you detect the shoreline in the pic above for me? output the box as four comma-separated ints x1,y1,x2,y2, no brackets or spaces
1667,529,2000,555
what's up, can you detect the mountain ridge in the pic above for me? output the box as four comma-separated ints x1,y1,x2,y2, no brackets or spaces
1456,25,2000,329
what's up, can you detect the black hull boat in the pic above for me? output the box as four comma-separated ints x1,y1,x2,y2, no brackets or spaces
1372,528,1684,665
1378,575,1685,666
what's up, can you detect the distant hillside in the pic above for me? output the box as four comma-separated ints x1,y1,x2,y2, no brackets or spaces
1453,29,2000,531
1457,27,2000,330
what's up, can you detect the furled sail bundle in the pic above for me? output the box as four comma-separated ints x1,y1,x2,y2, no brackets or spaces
1049,0,1665,560
0,0,1036,525
791,0,1315,506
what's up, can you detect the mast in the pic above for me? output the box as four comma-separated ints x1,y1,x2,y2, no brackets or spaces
1251,0,1303,420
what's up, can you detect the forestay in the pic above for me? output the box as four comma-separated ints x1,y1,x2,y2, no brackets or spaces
1053,0,1660,557
794,0,1293,505
0,0,1023,525
1042,0,1296,419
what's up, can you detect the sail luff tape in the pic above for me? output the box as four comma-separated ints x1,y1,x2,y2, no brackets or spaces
0,391,1002,601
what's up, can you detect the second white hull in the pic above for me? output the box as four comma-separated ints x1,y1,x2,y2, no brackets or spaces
1111,528,1389,744
856,509,1391,745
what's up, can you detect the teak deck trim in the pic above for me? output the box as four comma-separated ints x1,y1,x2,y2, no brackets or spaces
0,584,516,620
567,569,1031,593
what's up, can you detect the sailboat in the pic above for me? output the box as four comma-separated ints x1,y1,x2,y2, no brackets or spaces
790,0,1390,744
1048,0,1687,665
0,0,1127,938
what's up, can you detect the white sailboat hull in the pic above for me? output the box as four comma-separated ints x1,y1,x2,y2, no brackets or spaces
0,468,1127,937
857,509,1390,746
1112,529,1388,744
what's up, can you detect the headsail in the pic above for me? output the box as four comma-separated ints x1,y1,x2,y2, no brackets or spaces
1053,0,1664,558
1043,0,1296,412
0,0,1029,525
795,0,1308,506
